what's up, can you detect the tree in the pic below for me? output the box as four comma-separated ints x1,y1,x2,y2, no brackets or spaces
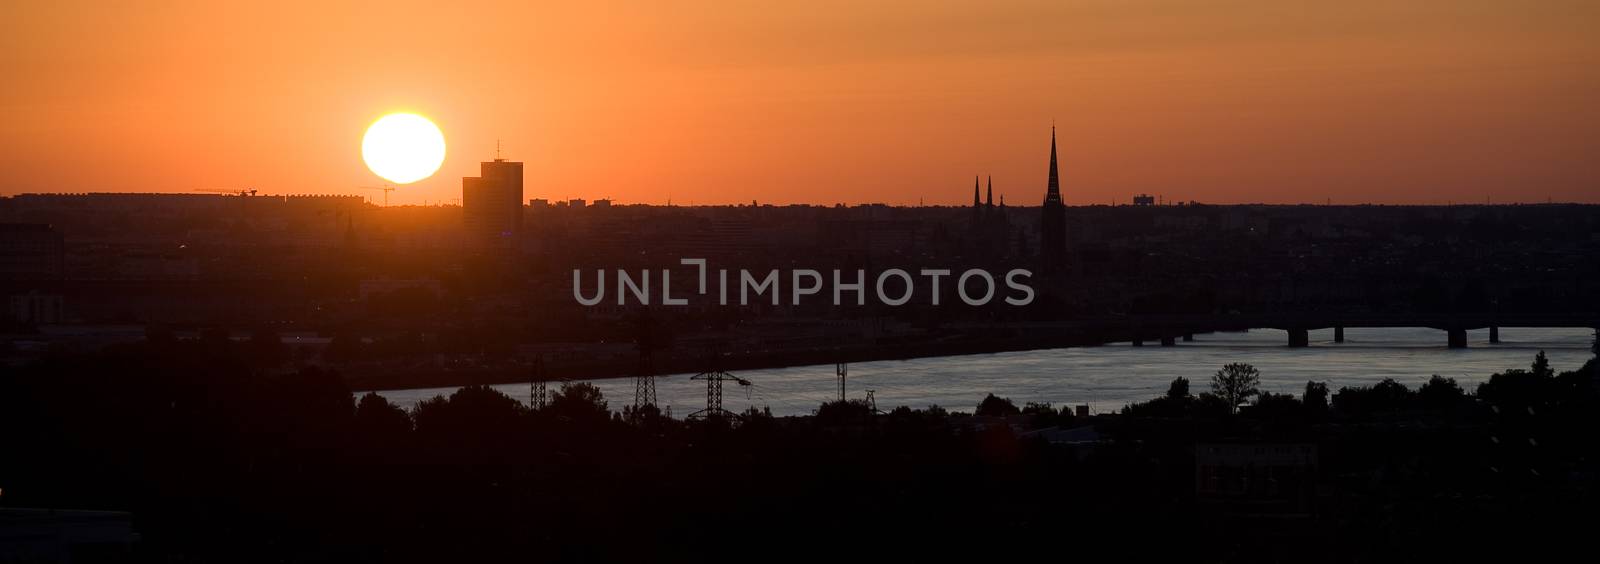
1210,363,1260,414
549,382,609,423
1417,375,1466,411
411,385,526,462
740,405,773,421
1249,391,1303,420
975,393,1021,417
1022,402,1062,428
1333,379,1415,414
1167,377,1191,400
1021,401,1056,416
1476,353,1558,410
1304,381,1329,413
623,402,663,424
815,399,874,426
1531,350,1553,378
354,392,412,447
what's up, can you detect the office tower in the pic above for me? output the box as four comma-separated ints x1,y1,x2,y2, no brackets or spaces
463,157,524,243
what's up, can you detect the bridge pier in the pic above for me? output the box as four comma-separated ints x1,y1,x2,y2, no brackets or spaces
1448,328,1468,349
1334,326,1345,343
1183,333,1194,342
1489,326,1500,344
1160,336,1176,347
1288,328,1310,348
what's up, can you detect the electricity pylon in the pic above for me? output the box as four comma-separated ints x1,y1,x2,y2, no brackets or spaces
688,351,749,419
632,311,660,412
530,355,548,410
633,348,657,411
836,362,848,402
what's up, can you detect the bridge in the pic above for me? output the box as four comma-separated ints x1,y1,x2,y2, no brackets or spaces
989,313,1600,349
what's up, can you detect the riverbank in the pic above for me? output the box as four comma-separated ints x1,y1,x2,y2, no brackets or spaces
341,329,1137,392
361,328,1598,417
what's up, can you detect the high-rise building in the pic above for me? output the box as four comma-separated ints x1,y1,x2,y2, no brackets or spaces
463,158,524,243
1040,127,1066,267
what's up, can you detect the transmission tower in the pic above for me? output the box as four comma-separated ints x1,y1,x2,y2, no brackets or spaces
632,310,661,411
688,351,750,419
836,362,848,402
865,389,879,414
530,355,548,410
633,348,657,411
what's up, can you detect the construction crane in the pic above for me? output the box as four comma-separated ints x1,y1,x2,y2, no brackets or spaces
194,188,258,197
357,185,394,207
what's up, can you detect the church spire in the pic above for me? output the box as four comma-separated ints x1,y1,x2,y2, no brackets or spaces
1044,125,1062,205
1039,123,1067,268
973,176,981,207
986,176,993,207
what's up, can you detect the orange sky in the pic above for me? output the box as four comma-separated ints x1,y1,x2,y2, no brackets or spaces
2,0,1597,206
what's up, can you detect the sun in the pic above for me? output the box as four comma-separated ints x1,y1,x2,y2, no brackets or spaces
362,113,446,184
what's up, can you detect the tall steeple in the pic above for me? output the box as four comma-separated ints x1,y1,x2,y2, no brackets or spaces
1040,124,1067,268
985,176,994,207
1044,126,1062,205
973,176,981,207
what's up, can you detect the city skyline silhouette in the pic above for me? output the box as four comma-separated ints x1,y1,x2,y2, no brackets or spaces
3,3,1599,562
3,1,1597,206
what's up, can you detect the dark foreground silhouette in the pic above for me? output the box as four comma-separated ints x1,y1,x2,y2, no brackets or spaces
2,338,1598,562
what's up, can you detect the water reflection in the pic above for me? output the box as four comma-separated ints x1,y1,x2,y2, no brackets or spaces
370,327,1595,417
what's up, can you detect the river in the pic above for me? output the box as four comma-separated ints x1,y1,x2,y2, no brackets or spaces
365,327,1596,417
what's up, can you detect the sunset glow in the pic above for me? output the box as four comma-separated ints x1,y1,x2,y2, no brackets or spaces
2,1,1597,205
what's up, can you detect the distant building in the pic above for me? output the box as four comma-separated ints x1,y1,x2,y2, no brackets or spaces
591,199,612,209
0,223,64,280
1133,194,1155,206
569,198,586,208
529,198,550,210
968,176,1011,256
462,158,524,243
1040,127,1066,267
